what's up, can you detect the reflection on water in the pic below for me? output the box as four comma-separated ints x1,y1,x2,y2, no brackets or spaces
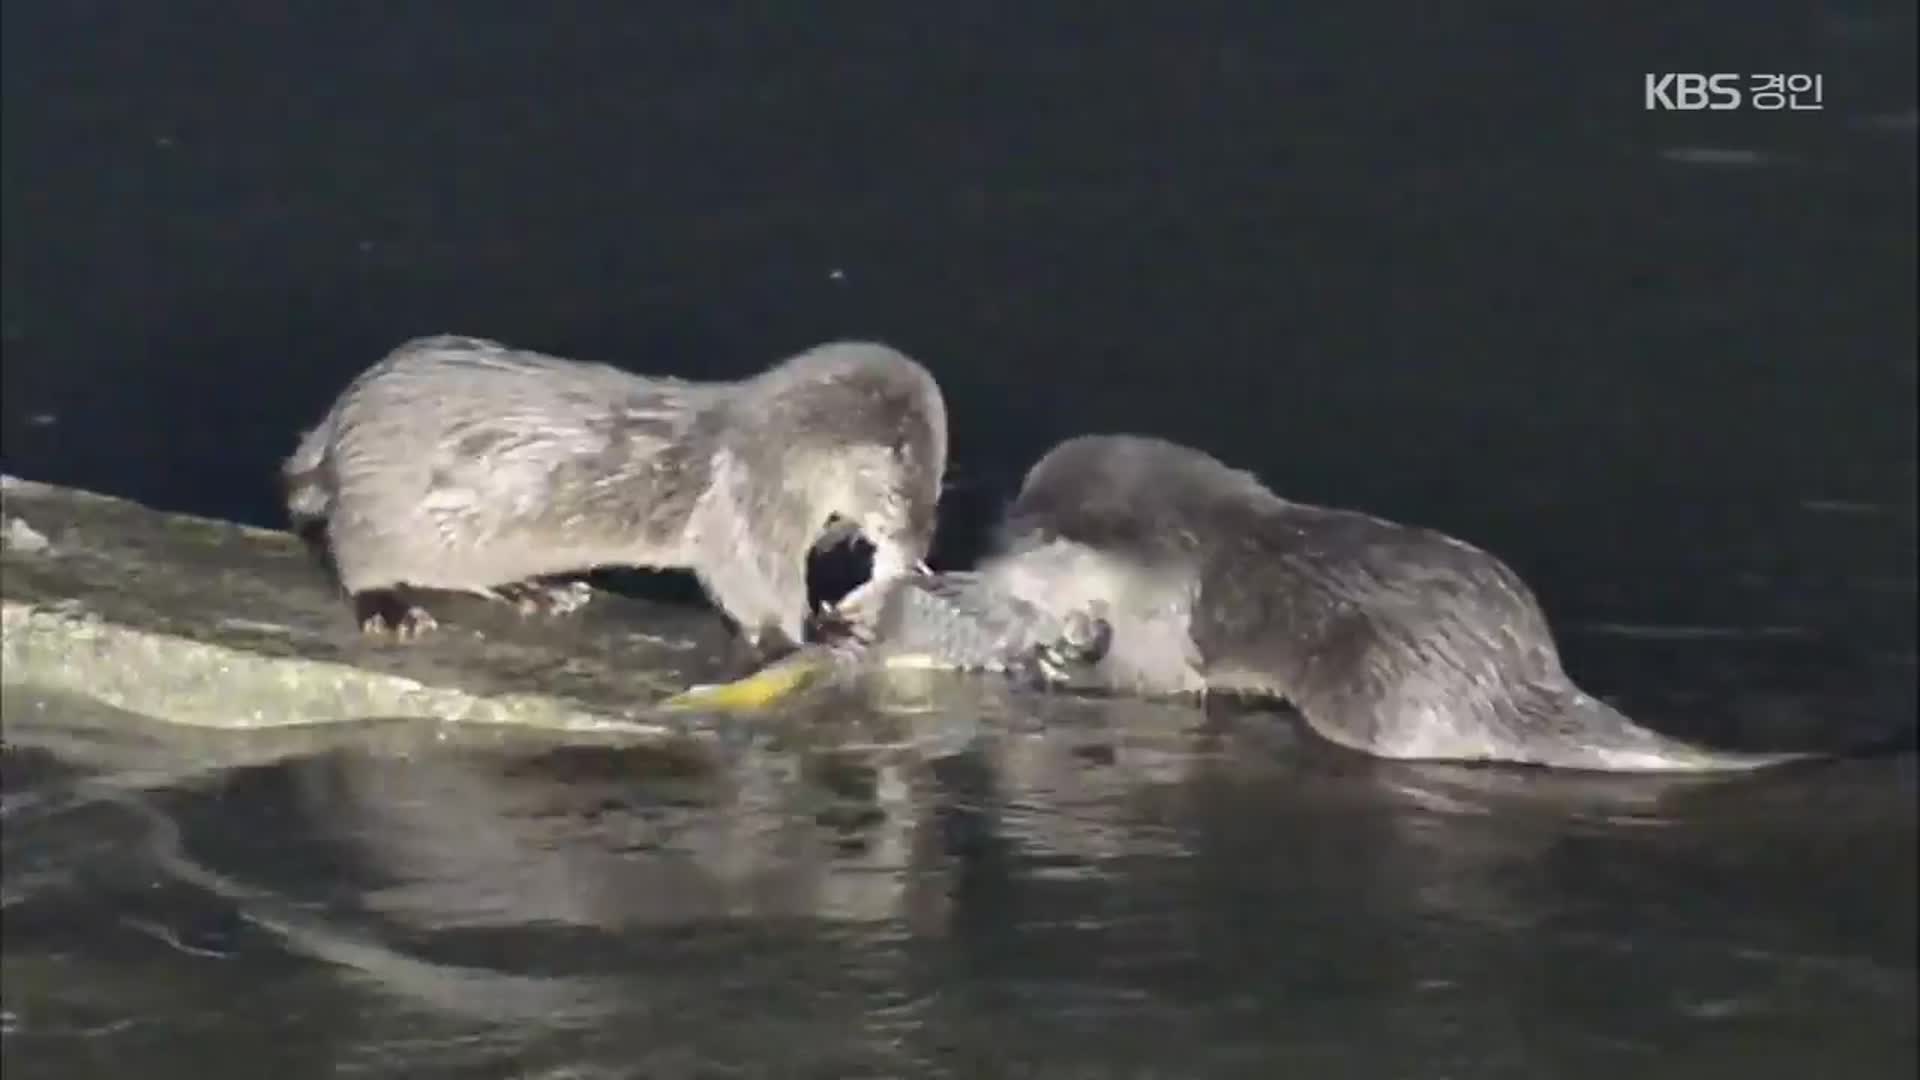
3,660,1913,1079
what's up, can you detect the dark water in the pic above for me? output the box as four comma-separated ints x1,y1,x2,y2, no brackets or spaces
3,669,1916,1080
2,2,1916,1076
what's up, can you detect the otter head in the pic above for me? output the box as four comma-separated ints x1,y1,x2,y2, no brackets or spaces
813,437,941,587
750,341,949,585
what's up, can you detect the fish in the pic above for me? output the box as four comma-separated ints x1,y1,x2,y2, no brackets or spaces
659,572,1110,712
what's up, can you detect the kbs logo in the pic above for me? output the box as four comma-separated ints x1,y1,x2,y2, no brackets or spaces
1645,74,1742,111
1645,73,1825,111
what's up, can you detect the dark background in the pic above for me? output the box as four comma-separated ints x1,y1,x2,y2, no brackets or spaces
3,2,1914,658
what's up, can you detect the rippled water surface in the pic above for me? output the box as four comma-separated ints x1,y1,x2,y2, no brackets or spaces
4,628,1914,1080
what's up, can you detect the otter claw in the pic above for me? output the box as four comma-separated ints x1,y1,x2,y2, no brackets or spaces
353,590,438,640
1020,614,1113,687
1059,612,1113,665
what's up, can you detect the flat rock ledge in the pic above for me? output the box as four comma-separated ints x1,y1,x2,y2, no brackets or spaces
1,475,751,740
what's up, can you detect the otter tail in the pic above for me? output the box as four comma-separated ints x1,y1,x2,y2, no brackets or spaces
1511,685,1811,773
281,416,336,528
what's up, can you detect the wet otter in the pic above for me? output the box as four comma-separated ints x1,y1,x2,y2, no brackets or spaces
713,435,1804,773
283,335,946,648
968,434,1805,771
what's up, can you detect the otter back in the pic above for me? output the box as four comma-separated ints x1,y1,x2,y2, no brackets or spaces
283,335,948,647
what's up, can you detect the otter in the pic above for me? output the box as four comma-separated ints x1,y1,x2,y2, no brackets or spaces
282,335,947,648
735,435,1807,773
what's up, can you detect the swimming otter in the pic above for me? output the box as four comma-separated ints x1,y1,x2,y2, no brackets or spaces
282,335,947,648
710,434,1803,773
969,434,1806,771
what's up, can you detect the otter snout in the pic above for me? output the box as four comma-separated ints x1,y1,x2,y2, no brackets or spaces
827,532,931,636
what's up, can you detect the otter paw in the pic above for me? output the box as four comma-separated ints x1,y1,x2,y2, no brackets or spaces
1020,614,1113,687
1059,612,1113,665
495,580,595,618
353,590,439,640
